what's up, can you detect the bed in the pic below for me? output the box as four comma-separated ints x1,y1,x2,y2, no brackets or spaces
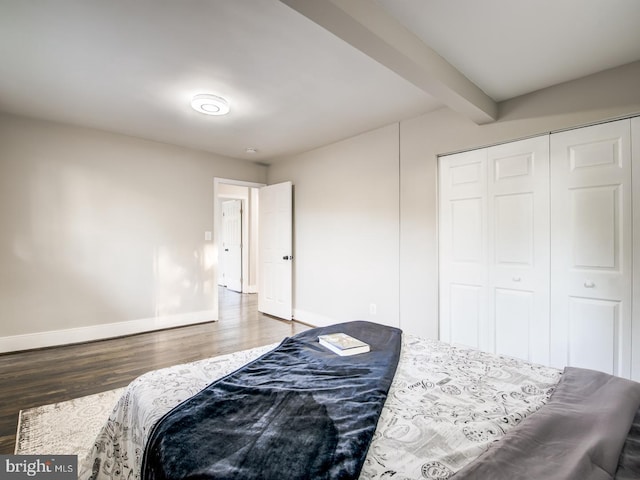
78,321,640,480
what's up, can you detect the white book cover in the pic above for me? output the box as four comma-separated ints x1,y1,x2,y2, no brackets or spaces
318,333,370,356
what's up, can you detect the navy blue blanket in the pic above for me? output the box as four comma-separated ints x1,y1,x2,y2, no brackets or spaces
141,321,402,480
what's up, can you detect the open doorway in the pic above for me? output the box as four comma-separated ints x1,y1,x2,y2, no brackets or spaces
214,178,294,322
213,178,265,318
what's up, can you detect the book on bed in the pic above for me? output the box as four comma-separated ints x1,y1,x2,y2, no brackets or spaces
318,332,370,356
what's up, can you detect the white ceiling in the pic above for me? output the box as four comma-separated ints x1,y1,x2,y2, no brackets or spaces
1,0,639,164
374,0,640,101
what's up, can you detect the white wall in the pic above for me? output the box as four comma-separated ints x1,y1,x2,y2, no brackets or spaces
270,61,640,339
0,113,266,351
270,124,400,328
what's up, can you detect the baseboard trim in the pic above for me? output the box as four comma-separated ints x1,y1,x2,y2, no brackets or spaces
0,310,218,354
292,309,337,328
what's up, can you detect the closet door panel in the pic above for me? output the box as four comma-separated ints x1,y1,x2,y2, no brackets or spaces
495,288,534,360
449,284,482,347
451,198,483,266
568,298,619,375
439,150,488,349
570,186,618,268
550,119,632,378
494,193,533,265
488,136,550,364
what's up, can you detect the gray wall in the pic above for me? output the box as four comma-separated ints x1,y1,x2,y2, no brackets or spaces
270,61,640,338
270,124,401,328
0,113,266,349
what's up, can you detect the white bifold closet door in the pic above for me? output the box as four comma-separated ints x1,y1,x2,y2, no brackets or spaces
439,136,550,363
487,138,550,365
439,149,489,350
550,119,632,377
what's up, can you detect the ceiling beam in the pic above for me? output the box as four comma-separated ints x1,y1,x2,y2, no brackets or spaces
280,0,497,124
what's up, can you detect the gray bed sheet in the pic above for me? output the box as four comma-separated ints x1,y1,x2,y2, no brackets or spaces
452,367,640,480
615,407,640,480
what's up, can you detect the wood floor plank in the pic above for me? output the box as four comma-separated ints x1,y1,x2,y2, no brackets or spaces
0,288,310,454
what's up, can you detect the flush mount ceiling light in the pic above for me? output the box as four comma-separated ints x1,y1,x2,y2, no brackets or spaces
191,94,230,116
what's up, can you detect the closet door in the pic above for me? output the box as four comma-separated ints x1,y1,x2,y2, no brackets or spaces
632,117,640,381
550,119,632,378
487,136,550,365
439,149,488,349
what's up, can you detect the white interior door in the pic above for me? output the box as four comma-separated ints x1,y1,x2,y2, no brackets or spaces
550,119,632,377
218,202,228,286
439,149,488,349
258,181,293,320
487,136,550,364
222,199,243,292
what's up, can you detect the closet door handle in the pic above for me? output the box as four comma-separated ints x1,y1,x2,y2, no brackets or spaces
584,281,596,288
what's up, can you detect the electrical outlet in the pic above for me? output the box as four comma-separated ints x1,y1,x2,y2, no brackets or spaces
369,303,377,315
205,231,212,241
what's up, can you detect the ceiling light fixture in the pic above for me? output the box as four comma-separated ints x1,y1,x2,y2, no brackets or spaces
191,94,230,116
245,147,257,154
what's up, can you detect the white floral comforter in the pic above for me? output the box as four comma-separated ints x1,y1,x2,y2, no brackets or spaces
79,335,560,480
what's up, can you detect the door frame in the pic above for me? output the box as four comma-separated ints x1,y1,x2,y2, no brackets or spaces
213,178,266,316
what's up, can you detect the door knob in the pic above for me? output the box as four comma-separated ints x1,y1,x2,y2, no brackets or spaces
282,255,293,260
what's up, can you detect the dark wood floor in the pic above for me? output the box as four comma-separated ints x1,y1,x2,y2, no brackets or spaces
0,288,310,454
